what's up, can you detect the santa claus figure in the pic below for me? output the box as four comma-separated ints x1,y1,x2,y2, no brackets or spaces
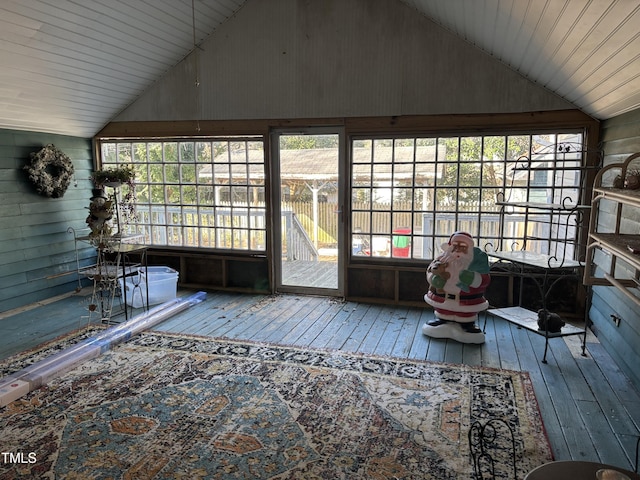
423,231,491,344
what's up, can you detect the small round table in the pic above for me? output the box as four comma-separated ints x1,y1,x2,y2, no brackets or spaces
525,461,640,480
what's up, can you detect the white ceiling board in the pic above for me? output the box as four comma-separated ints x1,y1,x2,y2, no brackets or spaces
0,0,246,137
402,0,640,120
0,0,639,138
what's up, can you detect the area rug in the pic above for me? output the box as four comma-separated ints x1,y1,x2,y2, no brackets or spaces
0,330,553,479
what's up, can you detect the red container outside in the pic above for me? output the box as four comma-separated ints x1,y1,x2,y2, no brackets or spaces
392,228,411,257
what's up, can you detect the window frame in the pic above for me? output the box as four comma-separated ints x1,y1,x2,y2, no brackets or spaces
97,136,268,252
348,130,590,262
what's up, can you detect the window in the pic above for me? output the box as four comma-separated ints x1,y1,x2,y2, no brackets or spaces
100,130,586,260
99,138,266,251
350,132,586,260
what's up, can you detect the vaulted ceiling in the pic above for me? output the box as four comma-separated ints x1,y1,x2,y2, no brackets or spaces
1,0,638,138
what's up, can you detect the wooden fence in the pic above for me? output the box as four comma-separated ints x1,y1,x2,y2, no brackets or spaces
284,200,501,246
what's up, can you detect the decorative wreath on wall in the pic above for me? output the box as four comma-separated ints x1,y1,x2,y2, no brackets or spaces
24,144,75,198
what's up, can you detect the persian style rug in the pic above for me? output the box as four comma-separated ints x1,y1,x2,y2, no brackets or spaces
0,329,553,479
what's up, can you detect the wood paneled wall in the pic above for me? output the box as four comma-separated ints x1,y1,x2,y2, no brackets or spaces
111,0,575,124
0,129,94,313
593,109,640,388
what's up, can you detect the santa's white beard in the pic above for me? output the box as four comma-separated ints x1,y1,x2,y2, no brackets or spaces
437,250,473,294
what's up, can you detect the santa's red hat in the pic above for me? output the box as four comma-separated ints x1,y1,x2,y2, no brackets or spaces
448,231,474,246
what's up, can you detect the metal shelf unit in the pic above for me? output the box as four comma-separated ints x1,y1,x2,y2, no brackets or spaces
584,152,640,307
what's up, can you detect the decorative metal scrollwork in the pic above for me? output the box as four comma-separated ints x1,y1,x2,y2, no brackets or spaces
468,416,518,480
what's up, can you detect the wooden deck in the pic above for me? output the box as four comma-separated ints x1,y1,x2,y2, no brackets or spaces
281,259,338,289
2,288,640,472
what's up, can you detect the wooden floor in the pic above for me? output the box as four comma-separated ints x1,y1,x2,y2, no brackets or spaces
2,287,640,473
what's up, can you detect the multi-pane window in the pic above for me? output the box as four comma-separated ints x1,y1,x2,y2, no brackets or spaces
99,138,266,250
350,132,586,261
99,131,586,261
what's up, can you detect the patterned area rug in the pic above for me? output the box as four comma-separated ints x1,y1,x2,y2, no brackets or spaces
0,329,553,479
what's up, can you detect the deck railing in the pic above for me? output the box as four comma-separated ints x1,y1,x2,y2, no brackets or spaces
282,211,318,261
126,201,574,260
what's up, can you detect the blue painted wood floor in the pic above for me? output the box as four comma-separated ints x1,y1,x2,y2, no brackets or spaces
1,288,639,472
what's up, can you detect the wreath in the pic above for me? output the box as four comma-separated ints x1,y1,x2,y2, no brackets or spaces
24,144,75,198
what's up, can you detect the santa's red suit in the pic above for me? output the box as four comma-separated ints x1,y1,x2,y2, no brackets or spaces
423,232,491,344
424,274,491,321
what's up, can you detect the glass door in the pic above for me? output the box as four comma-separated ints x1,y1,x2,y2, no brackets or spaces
272,128,344,295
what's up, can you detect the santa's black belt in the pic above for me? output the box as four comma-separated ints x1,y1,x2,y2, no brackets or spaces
433,292,484,300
